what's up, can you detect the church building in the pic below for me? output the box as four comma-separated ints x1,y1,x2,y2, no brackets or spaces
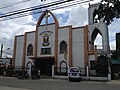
12,3,110,76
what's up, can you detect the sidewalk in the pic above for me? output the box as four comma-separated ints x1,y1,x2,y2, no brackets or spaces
0,86,29,90
107,80,120,85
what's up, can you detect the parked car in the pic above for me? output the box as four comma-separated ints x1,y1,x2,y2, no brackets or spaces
68,67,82,82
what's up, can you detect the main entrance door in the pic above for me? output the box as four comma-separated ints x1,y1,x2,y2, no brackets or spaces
35,57,54,76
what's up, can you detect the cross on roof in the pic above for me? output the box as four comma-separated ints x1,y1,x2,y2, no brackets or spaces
44,10,50,31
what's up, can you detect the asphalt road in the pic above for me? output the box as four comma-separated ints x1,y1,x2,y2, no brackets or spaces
0,77,120,90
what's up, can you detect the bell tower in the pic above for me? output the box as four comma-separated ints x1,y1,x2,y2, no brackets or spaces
88,3,103,25
88,3,110,54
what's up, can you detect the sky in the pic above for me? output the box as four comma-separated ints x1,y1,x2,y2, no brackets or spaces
0,0,120,57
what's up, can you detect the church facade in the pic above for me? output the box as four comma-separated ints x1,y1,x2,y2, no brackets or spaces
12,4,110,76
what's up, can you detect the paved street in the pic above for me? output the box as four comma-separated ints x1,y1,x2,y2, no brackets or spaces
0,77,120,90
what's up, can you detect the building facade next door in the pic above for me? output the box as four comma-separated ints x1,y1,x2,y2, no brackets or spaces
35,57,54,76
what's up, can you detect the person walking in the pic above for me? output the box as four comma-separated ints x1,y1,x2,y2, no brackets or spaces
38,69,40,79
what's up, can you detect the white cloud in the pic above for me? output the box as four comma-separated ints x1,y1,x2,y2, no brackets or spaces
110,40,116,50
0,0,42,12
65,6,88,27
0,20,35,54
94,34,102,49
58,16,63,25
59,0,101,27
0,0,37,55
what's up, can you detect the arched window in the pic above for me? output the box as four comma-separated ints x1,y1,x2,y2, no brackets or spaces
60,41,67,53
27,44,33,55
91,28,103,49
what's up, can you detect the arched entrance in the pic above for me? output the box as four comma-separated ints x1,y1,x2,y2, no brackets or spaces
60,60,68,75
35,57,54,76
26,61,33,77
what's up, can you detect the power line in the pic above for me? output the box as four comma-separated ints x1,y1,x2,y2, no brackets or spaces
0,0,95,21
0,0,32,10
0,0,93,21
0,0,75,18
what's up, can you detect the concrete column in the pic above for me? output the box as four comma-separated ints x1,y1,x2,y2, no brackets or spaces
86,66,89,78
88,7,94,25
107,54,111,81
102,23,110,54
52,65,55,77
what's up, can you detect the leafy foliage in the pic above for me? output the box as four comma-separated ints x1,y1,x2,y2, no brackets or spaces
97,0,120,25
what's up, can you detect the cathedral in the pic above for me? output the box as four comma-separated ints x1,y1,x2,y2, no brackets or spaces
12,3,110,76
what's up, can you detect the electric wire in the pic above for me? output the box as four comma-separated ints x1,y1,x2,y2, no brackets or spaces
0,0,95,21
0,0,94,21
0,0,32,10
0,0,75,18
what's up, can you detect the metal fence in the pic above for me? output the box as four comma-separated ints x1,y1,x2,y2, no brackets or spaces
54,67,68,76
54,66,109,77
54,67,87,76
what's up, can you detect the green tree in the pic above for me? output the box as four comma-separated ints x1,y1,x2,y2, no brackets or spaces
96,0,120,25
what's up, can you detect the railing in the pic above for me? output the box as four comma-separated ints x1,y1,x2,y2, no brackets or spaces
54,67,87,76
54,67,68,76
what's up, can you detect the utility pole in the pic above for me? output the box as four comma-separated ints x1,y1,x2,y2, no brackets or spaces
0,44,3,58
